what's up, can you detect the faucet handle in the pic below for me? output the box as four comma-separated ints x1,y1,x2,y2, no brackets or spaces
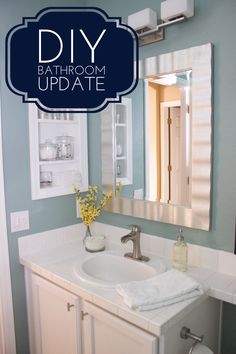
127,224,141,233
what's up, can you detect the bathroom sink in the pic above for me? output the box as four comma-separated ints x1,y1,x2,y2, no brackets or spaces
74,252,166,287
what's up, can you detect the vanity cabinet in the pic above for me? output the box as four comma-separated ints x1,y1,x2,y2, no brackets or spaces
28,104,88,200
25,271,220,354
82,301,158,354
28,273,82,354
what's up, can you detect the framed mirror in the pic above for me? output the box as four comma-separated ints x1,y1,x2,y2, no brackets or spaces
101,43,212,230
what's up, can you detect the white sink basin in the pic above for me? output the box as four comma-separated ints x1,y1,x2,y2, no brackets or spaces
75,252,166,287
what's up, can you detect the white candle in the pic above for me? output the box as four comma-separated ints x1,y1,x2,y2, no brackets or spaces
85,236,105,252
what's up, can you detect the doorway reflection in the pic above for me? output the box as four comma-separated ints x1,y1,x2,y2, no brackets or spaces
145,70,192,207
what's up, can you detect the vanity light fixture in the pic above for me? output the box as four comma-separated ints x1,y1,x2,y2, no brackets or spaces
128,8,157,33
128,0,194,46
152,73,190,87
152,74,178,86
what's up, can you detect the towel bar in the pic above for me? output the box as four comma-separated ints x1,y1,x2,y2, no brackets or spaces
180,326,203,342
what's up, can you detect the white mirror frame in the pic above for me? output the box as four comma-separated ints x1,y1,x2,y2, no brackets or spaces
102,43,213,231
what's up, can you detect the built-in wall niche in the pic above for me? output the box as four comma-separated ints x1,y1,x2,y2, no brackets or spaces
101,97,132,189
114,98,133,185
28,104,88,200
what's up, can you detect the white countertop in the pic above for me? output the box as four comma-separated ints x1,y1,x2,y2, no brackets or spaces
18,222,236,336
18,242,206,336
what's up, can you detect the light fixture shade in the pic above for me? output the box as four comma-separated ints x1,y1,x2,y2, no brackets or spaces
161,0,194,22
128,8,157,32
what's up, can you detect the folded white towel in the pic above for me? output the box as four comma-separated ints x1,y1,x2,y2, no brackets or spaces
116,269,204,311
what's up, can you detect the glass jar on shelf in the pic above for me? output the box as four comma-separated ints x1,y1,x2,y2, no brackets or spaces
116,164,121,177
40,171,53,187
39,139,57,160
56,135,74,160
116,144,122,157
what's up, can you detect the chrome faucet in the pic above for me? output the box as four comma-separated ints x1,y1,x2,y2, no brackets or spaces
121,225,149,262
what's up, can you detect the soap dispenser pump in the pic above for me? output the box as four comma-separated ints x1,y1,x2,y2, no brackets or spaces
173,228,188,271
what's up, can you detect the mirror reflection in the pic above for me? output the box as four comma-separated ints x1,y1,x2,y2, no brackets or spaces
102,43,212,230
116,70,192,208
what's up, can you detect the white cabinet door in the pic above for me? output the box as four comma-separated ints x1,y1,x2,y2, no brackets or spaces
33,274,82,354
83,301,158,354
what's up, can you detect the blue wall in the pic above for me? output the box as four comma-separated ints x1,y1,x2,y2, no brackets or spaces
1,1,236,354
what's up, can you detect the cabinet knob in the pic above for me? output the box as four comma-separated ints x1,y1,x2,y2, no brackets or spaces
67,302,75,312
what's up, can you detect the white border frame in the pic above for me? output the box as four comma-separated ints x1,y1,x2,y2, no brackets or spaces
103,43,213,231
0,96,16,353
28,104,88,200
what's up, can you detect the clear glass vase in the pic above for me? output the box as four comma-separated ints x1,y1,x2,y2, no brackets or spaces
84,225,92,239
83,225,106,253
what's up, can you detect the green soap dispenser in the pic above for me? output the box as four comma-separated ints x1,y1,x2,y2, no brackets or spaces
173,228,188,271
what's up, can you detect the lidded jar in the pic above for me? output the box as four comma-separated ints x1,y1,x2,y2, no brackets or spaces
56,135,74,160
39,139,57,161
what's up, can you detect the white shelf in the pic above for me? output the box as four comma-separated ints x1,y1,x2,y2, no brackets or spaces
115,123,126,127
116,156,126,160
116,177,132,186
39,159,78,166
37,184,87,199
38,119,78,125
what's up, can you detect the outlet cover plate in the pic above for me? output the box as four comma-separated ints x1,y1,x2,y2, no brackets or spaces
10,210,30,233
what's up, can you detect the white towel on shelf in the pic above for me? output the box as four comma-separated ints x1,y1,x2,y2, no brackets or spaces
116,269,204,311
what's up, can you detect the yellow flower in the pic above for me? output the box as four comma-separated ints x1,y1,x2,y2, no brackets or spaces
74,185,112,226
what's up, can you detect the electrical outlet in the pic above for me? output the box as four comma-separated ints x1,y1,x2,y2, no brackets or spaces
10,210,30,232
